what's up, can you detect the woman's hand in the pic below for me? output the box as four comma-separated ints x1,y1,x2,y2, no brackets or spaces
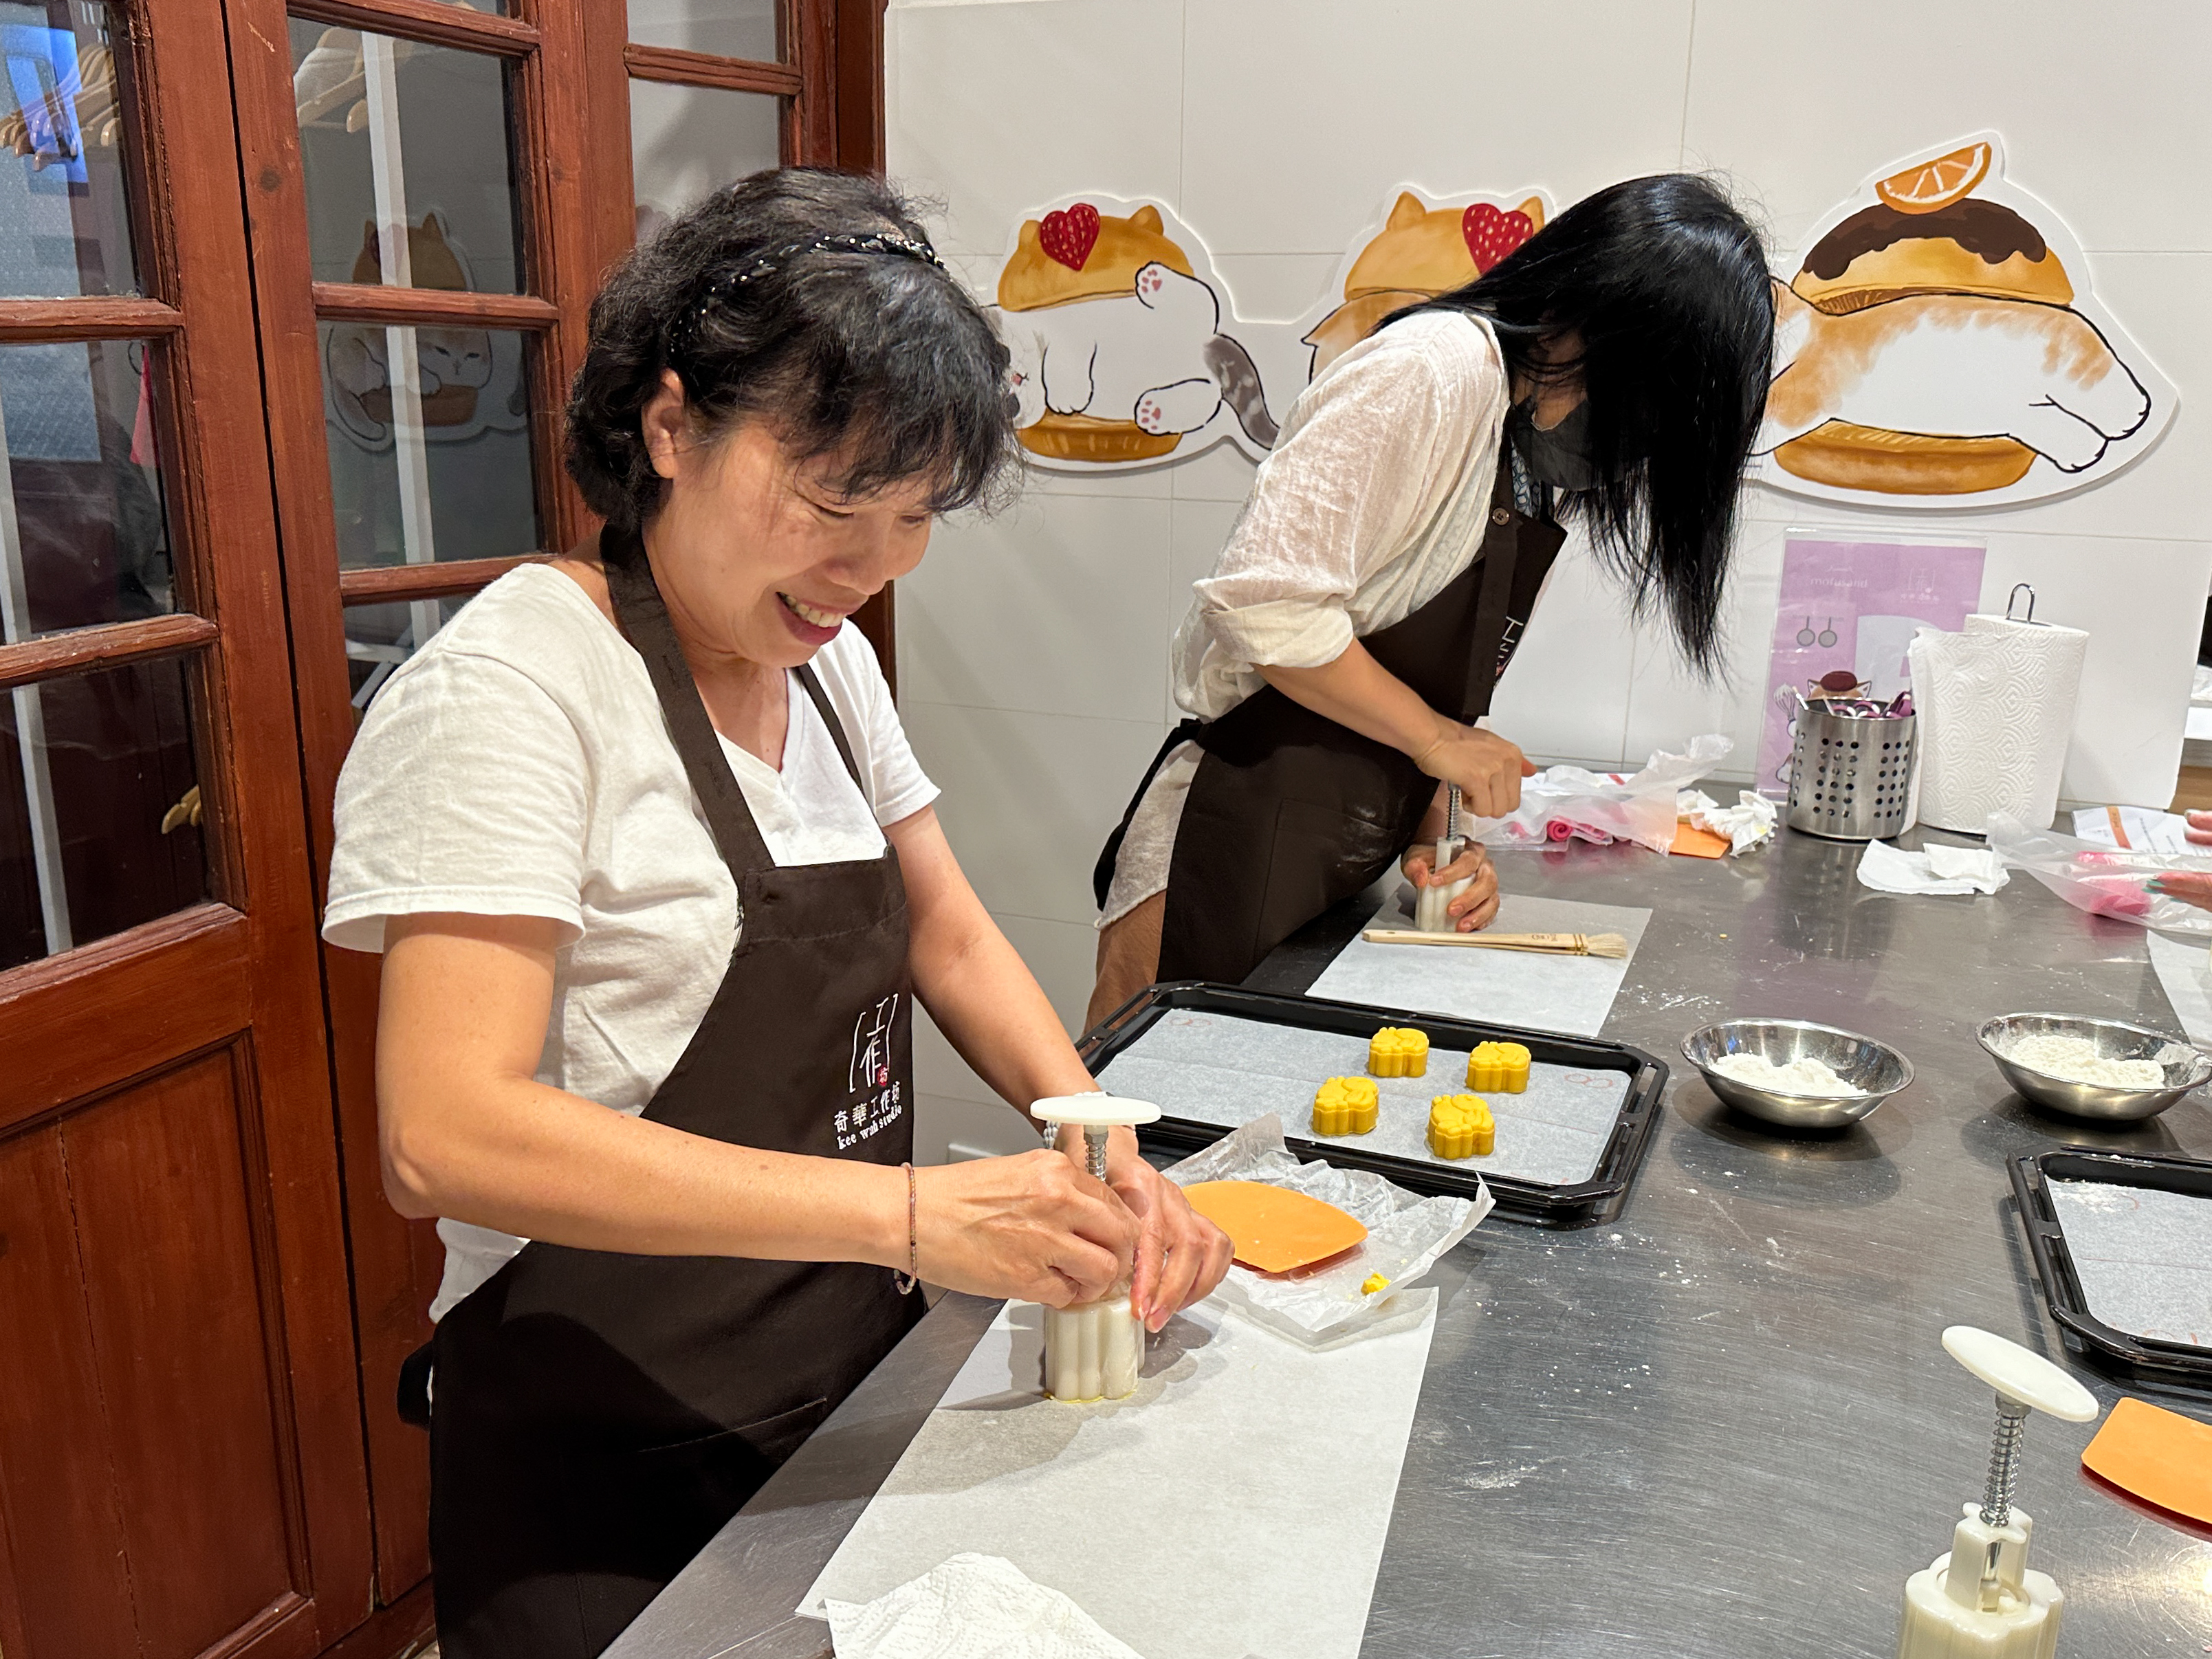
912,1150,1139,1308
1402,838,1500,932
2151,871,2212,912
2186,811,2212,847
1098,1132,1235,1331
1412,721,1537,819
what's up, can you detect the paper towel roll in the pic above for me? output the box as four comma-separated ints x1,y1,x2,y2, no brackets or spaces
1908,614,2089,833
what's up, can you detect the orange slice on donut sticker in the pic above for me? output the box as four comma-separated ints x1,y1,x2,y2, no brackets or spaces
1874,142,1993,214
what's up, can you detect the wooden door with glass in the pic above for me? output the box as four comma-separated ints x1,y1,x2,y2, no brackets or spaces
0,4,376,1657
230,0,877,1619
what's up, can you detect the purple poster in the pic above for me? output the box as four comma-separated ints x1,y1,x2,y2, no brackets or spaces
1756,537,1986,798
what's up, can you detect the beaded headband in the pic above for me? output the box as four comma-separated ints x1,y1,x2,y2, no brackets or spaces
675,230,949,358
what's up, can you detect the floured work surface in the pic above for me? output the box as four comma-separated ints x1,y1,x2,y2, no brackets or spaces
1097,1009,1630,1187
800,1293,1439,1659
1306,892,1652,1036
2046,1179,2212,1348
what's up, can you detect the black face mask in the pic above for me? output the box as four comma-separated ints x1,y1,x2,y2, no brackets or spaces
1507,396,1599,492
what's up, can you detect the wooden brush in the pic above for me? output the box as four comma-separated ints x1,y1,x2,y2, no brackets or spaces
1361,928,1630,958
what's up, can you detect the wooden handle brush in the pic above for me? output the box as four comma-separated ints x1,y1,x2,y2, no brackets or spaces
1361,928,1630,958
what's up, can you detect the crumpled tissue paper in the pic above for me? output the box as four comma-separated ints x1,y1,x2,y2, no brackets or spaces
1163,1114,1488,1345
1855,839,2007,896
826,1553,1146,1659
1677,788,1778,855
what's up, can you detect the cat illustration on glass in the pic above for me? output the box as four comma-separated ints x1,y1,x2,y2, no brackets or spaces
322,212,523,449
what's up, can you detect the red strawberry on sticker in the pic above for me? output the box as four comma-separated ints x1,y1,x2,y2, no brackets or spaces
1039,202,1100,271
1463,202,1534,274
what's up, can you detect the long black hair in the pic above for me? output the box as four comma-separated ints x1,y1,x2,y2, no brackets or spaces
566,168,1019,538
1403,175,1773,672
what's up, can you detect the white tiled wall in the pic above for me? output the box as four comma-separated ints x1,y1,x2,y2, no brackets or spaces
887,0,2212,1150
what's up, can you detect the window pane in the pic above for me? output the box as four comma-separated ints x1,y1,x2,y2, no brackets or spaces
344,593,477,713
0,655,206,969
627,0,780,62
290,20,523,293
0,0,140,296
0,337,174,638
318,322,539,569
629,80,779,240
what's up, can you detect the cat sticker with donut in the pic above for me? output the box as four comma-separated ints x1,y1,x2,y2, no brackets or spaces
1754,132,2176,506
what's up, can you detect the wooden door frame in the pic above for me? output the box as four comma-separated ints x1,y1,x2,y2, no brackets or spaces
0,0,373,1650
230,0,890,1622
226,0,604,1609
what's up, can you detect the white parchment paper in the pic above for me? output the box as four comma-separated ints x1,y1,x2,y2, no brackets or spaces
1095,1009,1632,1187
799,1291,1440,1659
1160,1114,1489,1343
1305,892,1651,1035
2146,930,2212,1046
2046,1179,2211,1348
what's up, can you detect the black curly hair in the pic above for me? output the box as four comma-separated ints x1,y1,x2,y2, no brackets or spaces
565,168,1018,540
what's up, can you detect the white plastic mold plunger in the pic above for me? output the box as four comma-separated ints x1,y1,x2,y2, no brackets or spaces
1413,837,1475,934
1895,1326,2104,1659
1029,1095,1159,1404
1939,1327,2099,1422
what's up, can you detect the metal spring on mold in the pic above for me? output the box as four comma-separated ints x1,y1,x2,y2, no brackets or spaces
1979,1400,2028,1527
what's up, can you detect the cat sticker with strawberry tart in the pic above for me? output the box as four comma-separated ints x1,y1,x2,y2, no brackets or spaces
985,186,1552,474
1753,131,2176,506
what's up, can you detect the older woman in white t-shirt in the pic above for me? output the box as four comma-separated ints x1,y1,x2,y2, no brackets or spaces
324,170,1231,1659
1088,175,1778,1023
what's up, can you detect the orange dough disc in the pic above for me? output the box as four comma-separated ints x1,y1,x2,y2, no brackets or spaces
2081,1396,2212,1525
1181,1180,1368,1274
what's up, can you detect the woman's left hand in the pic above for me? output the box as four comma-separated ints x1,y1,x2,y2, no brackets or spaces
1102,1133,1235,1331
1401,839,1500,932
2150,870,2212,912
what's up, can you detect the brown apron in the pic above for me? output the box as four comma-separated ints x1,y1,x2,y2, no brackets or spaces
1139,457,1564,984
426,538,923,1658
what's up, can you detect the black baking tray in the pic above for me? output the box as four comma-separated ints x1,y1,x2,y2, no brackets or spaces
2008,1148,2212,1389
1076,980,1666,1228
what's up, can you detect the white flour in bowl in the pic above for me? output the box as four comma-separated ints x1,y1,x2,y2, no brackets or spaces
2005,1034,2166,1090
1710,1053,1859,1095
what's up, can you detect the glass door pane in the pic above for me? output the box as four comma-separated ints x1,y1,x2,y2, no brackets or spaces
0,0,140,296
629,81,779,238
290,20,524,292
627,0,781,62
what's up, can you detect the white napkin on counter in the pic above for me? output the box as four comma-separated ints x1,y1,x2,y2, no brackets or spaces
1855,839,2008,896
827,1554,1148,1659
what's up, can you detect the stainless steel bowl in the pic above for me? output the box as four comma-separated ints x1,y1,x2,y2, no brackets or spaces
1976,1013,2211,1121
1680,1018,1913,1130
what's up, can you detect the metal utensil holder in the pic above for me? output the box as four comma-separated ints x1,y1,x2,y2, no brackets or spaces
1786,699,1916,841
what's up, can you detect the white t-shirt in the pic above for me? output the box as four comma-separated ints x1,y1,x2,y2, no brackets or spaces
1100,310,1511,925
322,563,938,1319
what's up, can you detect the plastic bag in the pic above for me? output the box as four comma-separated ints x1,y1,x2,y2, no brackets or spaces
1468,734,1733,855
1986,812,2212,938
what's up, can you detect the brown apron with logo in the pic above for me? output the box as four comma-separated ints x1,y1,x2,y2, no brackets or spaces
1146,457,1564,984
427,539,924,1658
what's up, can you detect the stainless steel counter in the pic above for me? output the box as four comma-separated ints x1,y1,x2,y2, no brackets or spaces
609,827,2212,1659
